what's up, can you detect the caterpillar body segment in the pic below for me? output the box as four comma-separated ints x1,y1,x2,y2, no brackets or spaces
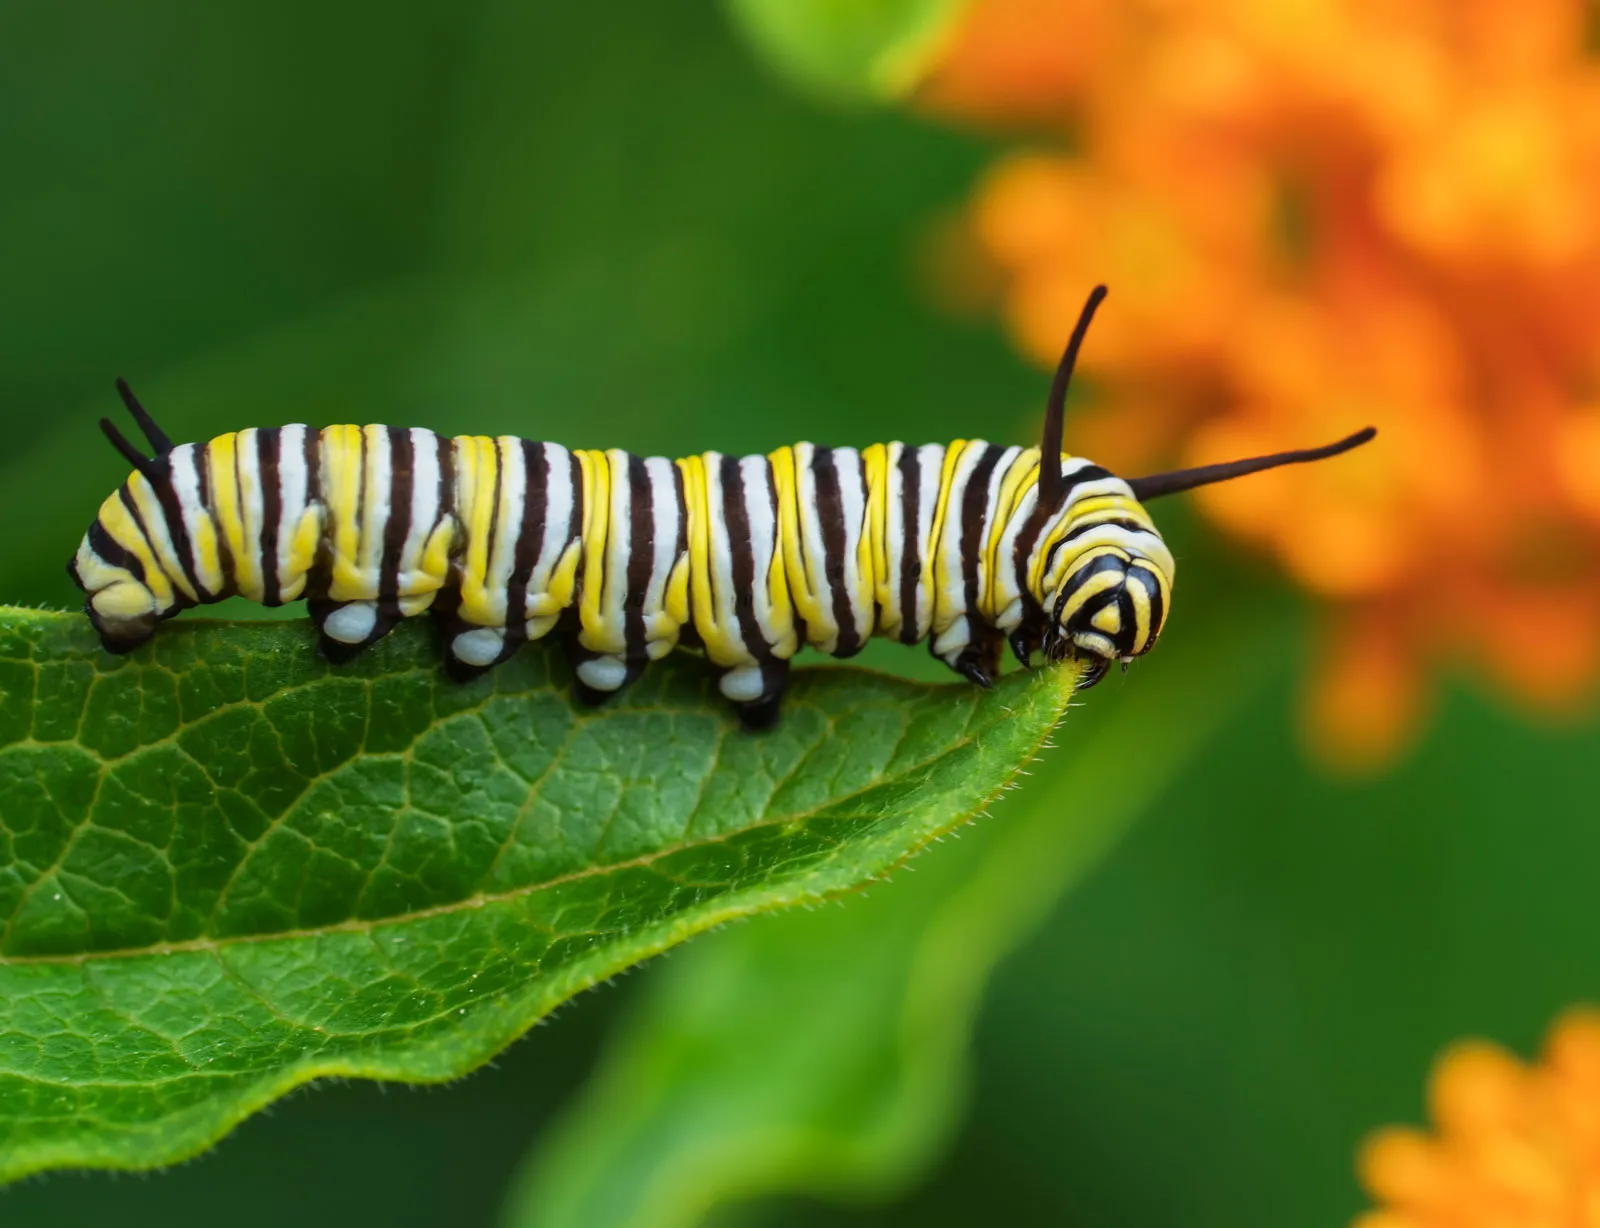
70,427,1166,723
68,288,1376,726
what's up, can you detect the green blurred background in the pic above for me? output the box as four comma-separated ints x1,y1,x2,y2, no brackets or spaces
1,2,1596,1225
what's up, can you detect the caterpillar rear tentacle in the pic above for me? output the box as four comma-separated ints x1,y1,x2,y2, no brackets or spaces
67,287,1376,727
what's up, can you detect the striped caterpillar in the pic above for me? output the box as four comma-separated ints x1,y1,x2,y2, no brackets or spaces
69,288,1374,727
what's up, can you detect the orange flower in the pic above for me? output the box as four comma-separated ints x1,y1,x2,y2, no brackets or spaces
917,0,1600,768
1355,1010,1600,1226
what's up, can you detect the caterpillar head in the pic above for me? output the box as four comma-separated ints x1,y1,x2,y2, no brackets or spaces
1035,286,1375,687
1041,549,1171,686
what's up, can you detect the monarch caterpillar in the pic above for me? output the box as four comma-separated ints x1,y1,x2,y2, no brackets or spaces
69,287,1374,727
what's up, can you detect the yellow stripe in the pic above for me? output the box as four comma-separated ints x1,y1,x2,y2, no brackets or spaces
1071,493,1156,527
665,551,691,629
358,425,387,583
588,448,632,655
96,493,173,606
771,445,825,638
206,433,256,599
1057,548,1129,624
1127,571,1151,650
456,436,500,624
980,448,1038,621
679,454,723,658
927,439,968,631
575,448,609,650
233,429,265,602
322,426,365,601
860,443,888,627
865,443,895,625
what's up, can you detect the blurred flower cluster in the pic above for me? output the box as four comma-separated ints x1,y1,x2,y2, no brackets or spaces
918,0,1600,769
1357,1010,1600,1226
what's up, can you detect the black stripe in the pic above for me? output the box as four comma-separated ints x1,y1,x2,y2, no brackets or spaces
1052,552,1127,621
1129,564,1165,648
378,426,413,621
1043,517,1153,577
1063,463,1113,489
258,429,283,606
1026,460,1117,583
566,450,583,558
304,427,322,506
1114,589,1137,656
435,433,454,543
116,485,173,598
196,442,211,507
148,452,209,603
504,440,549,651
721,455,765,661
88,518,145,584
810,448,859,656
1011,459,1050,620
231,436,248,597
1060,515,1149,544
761,458,777,626
303,428,328,599
623,453,652,659
958,446,1004,633
1068,588,1133,654
674,461,688,563
897,446,922,645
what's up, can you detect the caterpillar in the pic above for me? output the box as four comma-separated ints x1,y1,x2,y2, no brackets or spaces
69,287,1374,727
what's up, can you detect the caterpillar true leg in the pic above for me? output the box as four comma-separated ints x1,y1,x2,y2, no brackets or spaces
948,630,1005,690
1008,624,1043,670
71,288,1376,725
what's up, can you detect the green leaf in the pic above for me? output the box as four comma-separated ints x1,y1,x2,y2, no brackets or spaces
499,610,1279,1228
0,606,1077,1182
724,0,971,103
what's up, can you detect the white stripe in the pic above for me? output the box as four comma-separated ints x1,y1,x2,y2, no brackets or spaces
702,453,738,655
236,429,267,600
533,443,573,592
1046,524,1174,590
358,426,392,591
1060,457,1134,501
275,426,309,593
741,454,778,648
790,443,834,650
602,449,631,648
992,483,1038,628
974,445,1022,611
912,443,943,640
880,443,905,634
933,442,987,633
644,455,680,643
399,428,440,591
168,443,222,597
832,447,870,645
480,437,524,624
